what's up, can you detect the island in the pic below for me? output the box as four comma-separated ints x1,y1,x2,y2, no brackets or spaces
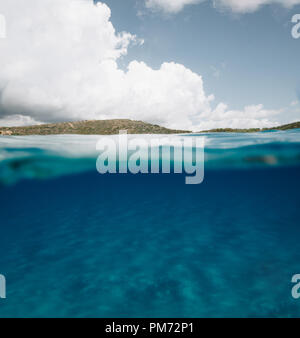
0,119,299,136
200,121,300,133
0,119,190,136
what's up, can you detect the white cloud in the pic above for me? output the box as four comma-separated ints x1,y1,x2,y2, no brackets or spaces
196,103,280,130
145,0,300,13
0,0,281,131
145,0,203,13
0,115,41,127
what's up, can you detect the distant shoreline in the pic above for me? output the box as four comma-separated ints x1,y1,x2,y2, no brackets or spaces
200,121,300,133
0,119,299,136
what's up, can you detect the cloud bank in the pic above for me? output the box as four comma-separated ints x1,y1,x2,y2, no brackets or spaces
146,0,300,13
0,0,280,130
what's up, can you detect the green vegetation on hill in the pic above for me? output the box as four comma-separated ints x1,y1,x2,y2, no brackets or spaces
0,119,190,136
200,121,300,133
272,121,300,131
0,119,299,136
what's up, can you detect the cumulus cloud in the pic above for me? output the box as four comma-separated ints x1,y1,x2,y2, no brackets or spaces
0,115,42,127
197,103,281,130
145,0,300,13
0,0,281,130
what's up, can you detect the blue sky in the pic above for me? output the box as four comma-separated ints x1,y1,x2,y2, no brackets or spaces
0,0,299,130
104,0,300,122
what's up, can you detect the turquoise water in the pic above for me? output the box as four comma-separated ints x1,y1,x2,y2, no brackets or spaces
0,130,300,317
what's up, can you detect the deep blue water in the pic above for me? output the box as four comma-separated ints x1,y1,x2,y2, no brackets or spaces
0,132,300,317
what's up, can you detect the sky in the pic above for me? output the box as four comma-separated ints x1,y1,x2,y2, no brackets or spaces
0,0,299,130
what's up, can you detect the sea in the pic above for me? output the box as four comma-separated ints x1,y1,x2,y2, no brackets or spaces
0,130,300,318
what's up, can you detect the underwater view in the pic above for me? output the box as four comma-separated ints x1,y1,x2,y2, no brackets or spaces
0,130,299,318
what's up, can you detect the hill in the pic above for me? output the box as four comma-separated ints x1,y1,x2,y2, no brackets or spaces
200,121,300,133
0,119,299,136
0,119,190,136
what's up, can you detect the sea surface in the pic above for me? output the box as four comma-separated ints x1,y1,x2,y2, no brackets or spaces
0,130,300,318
